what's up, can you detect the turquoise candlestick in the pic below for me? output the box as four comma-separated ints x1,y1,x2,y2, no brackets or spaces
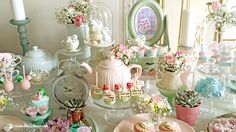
10,18,31,55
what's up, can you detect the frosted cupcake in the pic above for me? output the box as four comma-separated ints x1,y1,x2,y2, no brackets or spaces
159,121,181,132
134,121,155,132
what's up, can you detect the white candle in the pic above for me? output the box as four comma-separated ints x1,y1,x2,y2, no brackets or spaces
179,9,196,48
95,72,98,87
10,0,26,20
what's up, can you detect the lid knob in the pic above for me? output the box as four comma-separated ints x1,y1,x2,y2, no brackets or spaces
32,46,38,50
108,54,115,62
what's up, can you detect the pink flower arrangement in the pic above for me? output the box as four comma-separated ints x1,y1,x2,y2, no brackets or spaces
157,51,189,72
212,0,222,10
111,44,136,65
55,0,95,26
44,117,70,132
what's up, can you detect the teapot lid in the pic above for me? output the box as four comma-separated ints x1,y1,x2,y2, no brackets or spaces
25,46,46,58
100,55,123,69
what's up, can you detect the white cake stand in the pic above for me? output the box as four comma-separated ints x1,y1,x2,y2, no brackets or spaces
89,85,138,125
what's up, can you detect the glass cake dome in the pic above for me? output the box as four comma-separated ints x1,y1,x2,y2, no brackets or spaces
85,2,114,46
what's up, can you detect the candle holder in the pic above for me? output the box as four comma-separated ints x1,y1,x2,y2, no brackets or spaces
10,18,31,55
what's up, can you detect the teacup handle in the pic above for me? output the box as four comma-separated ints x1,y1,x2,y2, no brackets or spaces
38,69,50,78
12,70,20,76
128,64,142,82
61,40,68,49
14,55,22,65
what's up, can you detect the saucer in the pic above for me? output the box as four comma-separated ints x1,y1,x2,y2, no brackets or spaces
85,40,115,47
62,48,81,53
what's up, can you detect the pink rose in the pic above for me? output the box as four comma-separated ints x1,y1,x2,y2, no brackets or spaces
74,15,84,27
175,50,183,56
212,0,222,10
164,54,175,64
118,44,128,51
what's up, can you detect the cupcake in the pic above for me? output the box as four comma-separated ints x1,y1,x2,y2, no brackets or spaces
91,86,103,100
159,121,181,132
134,121,155,132
103,91,116,105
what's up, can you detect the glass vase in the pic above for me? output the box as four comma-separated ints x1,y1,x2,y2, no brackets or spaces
215,28,224,45
148,112,167,125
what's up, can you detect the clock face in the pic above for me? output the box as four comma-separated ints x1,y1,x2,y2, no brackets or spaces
52,75,89,107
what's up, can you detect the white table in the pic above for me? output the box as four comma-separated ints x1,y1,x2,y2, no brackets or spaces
1,78,236,132
81,80,236,132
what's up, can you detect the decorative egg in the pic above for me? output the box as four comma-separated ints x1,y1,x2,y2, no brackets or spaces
3,80,14,92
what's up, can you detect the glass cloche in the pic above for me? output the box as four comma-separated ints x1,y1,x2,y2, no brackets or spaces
85,2,114,46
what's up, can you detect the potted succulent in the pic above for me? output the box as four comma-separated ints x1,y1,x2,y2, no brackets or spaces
64,99,85,123
174,90,202,126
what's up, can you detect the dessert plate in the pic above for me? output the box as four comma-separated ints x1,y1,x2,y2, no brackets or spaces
113,113,195,132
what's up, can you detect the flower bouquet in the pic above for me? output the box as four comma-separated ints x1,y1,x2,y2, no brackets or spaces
134,94,172,124
55,0,96,58
206,0,236,43
55,0,95,26
157,50,189,73
156,51,190,107
111,44,136,65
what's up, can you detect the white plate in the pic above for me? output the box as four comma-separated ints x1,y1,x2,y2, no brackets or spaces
0,115,26,131
113,113,195,132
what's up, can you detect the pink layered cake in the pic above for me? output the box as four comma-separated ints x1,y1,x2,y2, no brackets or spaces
31,93,49,107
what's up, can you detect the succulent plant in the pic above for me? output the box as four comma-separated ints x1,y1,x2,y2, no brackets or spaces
64,99,84,111
175,90,201,108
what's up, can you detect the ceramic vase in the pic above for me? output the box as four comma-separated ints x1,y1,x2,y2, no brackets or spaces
175,102,201,126
65,24,91,59
159,71,183,91
67,110,84,123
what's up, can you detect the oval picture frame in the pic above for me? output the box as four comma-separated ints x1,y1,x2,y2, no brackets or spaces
128,0,164,46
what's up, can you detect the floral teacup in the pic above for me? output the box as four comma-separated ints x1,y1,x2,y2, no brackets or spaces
131,46,145,58
29,70,50,85
61,35,80,52
144,45,158,57
0,53,21,69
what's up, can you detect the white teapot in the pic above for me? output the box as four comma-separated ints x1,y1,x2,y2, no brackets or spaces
94,55,142,90
61,34,80,51
21,46,59,74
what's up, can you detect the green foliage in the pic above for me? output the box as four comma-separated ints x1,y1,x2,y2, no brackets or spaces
64,98,84,111
175,90,201,108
